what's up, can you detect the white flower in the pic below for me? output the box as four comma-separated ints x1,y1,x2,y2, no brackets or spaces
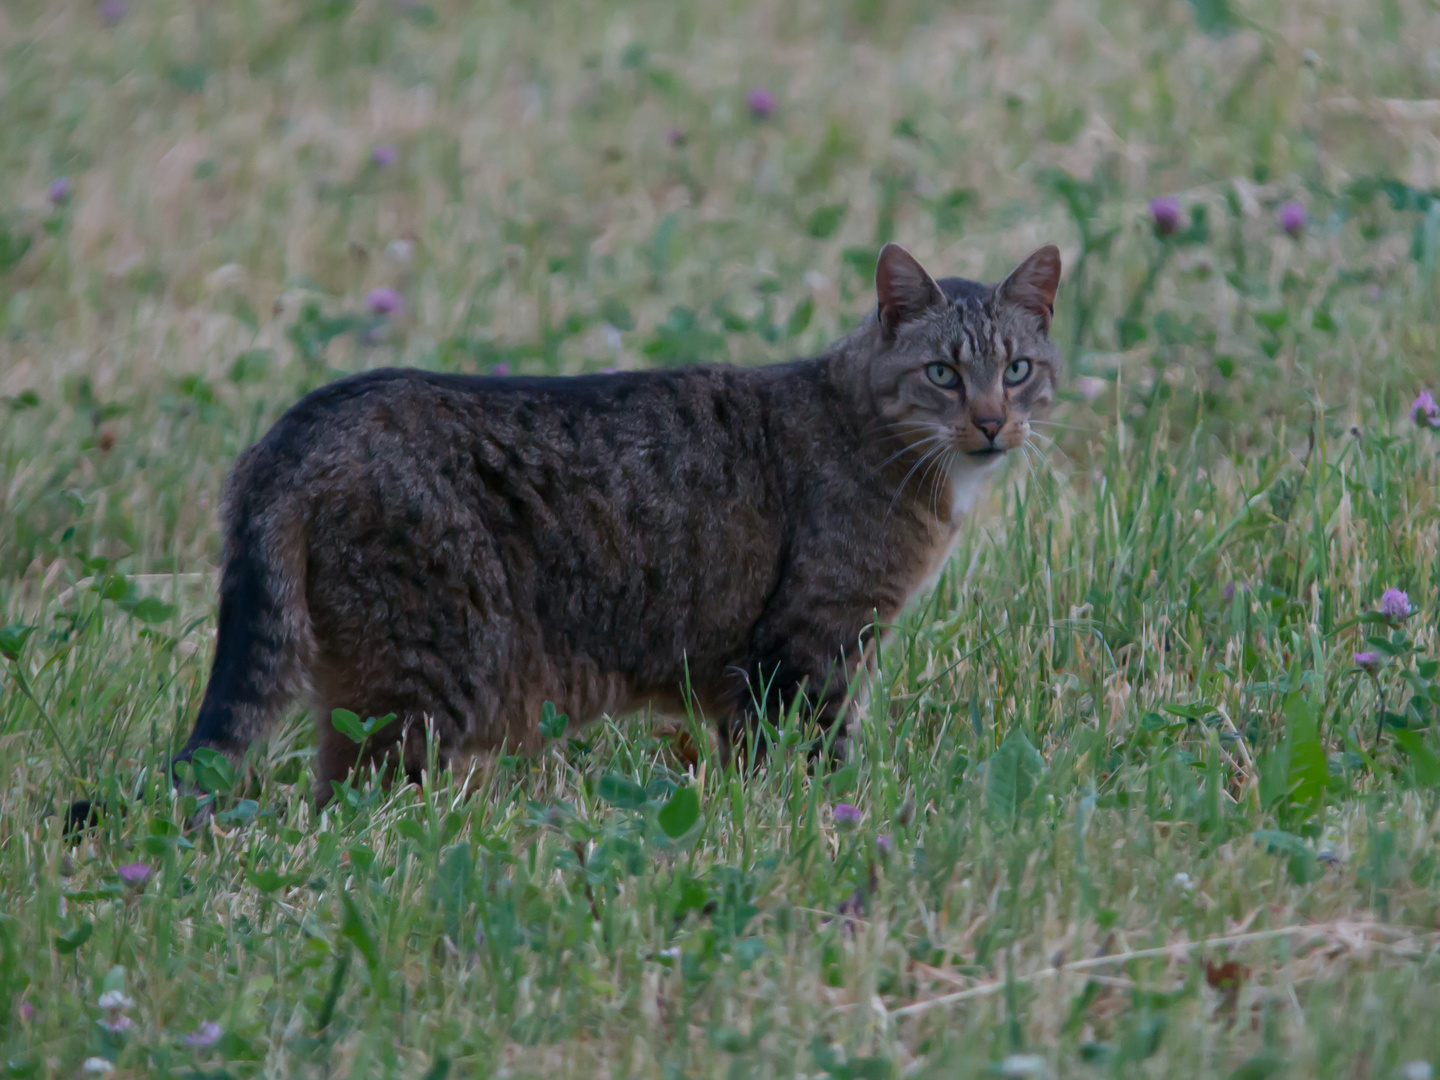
1000,1054,1048,1077
1172,872,1193,889
83,1060,114,1075
1399,1063,1433,1080
96,991,133,1011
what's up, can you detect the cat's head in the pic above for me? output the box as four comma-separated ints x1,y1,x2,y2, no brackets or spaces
862,242,1062,474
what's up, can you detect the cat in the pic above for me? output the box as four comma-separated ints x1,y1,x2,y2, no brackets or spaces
172,241,1061,803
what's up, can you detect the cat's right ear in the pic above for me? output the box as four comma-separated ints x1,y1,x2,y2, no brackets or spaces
876,243,944,338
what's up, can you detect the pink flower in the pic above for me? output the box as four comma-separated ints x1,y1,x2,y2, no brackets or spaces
96,990,133,1034
1278,201,1307,237
1354,651,1382,672
833,802,862,826
117,862,153,887
371,144,398,168
366,287,403,317
48,177,72,206
185,1021,222,1048
17,1002,33,1023
746,87,777,120
876,833,893,854
1413,390,1439,428
665,127,687,148
1380,589,1412,621
99,0,127,25
1149,197,1180,237
491,362,510,377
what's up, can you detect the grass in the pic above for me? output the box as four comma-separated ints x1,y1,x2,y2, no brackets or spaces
2,0,1440,1076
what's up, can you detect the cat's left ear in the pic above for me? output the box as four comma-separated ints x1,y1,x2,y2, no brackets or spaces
998,244,1062,332
876,243,945,338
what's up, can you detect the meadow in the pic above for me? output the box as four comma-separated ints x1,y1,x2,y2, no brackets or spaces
2,0,1440,1076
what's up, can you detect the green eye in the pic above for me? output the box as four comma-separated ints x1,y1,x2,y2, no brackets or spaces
925,363,960,390
1004,359,1033,386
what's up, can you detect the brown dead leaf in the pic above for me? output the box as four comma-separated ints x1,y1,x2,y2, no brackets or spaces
1205,958,1250,1021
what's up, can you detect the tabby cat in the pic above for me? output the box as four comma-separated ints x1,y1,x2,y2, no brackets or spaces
175,242,1061,801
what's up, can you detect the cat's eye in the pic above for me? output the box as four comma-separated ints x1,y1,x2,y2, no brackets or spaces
925,363,960,390
1003,359,1033,386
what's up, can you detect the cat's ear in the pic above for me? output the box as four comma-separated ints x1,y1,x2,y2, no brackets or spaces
998,244,1062,331
876,243,945,337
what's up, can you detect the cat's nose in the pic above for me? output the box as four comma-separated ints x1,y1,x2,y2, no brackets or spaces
974,417,1003,443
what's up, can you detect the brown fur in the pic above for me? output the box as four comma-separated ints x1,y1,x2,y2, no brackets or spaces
174,244,1062,801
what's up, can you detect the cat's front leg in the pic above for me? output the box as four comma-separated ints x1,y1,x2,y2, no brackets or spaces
721,650,854,772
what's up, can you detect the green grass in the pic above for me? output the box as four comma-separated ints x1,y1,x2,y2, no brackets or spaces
3,0,1440,1076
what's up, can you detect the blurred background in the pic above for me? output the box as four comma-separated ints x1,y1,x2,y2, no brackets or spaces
2,0,1437,581
5,3,1440,1077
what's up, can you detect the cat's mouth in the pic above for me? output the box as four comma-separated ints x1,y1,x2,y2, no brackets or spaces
966,447,1006,460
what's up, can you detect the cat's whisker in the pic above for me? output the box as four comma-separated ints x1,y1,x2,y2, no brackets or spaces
885,441,950,521
1020,441,1063,486
1025,429,1073,465
871,432,945,475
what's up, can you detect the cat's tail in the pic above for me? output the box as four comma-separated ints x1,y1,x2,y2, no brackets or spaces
172,460,314,782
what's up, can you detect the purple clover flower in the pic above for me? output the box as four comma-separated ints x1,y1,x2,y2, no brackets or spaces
1380,589,1412,621
833,802,862,827
491,362,510,377
876,833,893,854
371,144,398,168
1413,390,1439,428
1149,197,1180,237
1354,651,1382,672
117,863,153,887
185,1021,223,1049
665,127,687,148
100,0,127,26
1278,200,1307,237
18,1002,33,1023
48,177,72,206
366,287,403,317
746,87,777,120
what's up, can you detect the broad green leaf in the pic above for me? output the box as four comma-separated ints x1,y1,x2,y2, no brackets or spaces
247,867,285,893
125,596,177,624
984,729,1046,826
54,919,93,954
1284,693,1329,815
658,785,700,839
539,700,568,740
785,297,814,338
331,708,367,743
190,747,236,795
340,892,386,995
1394,730,1440,788
827,764,858,797
365,712,397,737
598,773,647,810
0,623,35,661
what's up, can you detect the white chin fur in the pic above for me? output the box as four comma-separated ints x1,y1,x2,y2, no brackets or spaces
949,454,1004,517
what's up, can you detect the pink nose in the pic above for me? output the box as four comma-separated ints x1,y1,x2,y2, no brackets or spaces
975,417,1003,443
